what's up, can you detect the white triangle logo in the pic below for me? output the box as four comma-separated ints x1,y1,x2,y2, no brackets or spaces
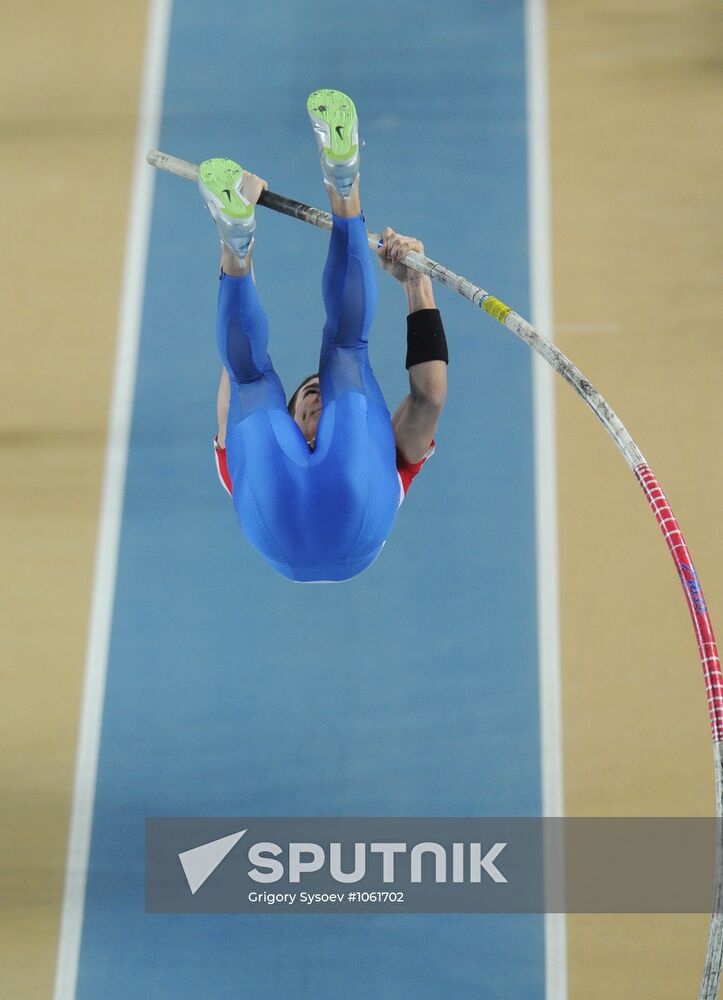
178,829,246,894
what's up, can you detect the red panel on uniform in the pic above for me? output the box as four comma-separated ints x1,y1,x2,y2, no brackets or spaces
213,439,233,497
396,440,435,501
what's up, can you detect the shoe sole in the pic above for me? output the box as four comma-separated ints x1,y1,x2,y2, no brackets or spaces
198,158,254,220
307,89,358,163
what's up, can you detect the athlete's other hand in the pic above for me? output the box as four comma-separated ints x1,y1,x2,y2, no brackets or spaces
241,171,268,205
377,228,424,284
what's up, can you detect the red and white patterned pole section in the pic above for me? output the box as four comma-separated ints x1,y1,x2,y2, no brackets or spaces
635,464,722,743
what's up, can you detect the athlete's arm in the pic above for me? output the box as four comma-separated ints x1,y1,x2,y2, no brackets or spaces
378,229,448,464
216,368,231,448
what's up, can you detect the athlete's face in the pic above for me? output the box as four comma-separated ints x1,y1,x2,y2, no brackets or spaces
293,377,322,448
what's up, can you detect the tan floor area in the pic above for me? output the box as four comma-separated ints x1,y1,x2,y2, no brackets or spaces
0,3,148,995
549,0,722,996
1,1,720,997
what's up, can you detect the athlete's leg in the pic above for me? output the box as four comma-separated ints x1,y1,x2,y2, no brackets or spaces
318,178,387,409
314,176,399,567
198,160,287,422
214,243,307,572
216,244,287,422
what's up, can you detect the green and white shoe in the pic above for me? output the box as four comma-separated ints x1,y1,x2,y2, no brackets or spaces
307,89,359,198
198,157,256,261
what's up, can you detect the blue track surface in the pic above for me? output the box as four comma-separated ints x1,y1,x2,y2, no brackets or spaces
77,2,544,996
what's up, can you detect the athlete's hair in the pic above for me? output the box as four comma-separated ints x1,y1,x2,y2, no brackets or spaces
287,373,320,417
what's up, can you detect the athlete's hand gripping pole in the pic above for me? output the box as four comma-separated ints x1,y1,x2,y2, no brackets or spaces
148,147,722,1000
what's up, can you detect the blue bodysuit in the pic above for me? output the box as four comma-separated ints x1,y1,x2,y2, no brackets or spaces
217,213,401,582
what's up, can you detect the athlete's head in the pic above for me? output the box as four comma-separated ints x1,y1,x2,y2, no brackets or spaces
288,373,322,448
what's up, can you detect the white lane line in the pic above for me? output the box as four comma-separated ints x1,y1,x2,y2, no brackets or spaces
52,1,173,997
526,0,568,997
